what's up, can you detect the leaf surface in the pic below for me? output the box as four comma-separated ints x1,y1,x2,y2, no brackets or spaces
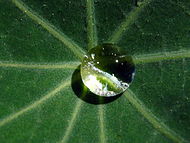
0,0,190,143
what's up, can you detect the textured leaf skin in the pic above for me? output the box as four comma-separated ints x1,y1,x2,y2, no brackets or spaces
0,0,190,143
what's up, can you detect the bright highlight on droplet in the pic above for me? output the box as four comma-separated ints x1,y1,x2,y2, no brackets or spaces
81,43,135,97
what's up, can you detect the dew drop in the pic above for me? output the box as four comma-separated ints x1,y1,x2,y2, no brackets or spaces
81,43,135,97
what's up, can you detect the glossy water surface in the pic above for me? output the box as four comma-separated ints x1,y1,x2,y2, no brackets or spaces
81,43,135,97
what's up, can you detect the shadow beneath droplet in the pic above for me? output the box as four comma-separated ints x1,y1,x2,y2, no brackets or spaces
71,65,122,105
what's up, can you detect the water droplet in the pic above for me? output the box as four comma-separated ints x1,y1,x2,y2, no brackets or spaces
81,43,135,97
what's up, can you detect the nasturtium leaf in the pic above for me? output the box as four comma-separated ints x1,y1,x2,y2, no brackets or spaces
0,0,190,143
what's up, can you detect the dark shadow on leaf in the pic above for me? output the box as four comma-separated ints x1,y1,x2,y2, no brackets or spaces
71,65,122,105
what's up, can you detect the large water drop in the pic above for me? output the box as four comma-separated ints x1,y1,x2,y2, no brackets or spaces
81,43,135,97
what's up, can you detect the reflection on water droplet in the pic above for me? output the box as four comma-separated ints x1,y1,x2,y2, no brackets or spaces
72,65,122,104
81,43,135,97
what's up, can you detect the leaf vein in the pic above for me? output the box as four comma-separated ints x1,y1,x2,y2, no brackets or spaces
0,79,70,128
108,0,153,43
59,100,83,143
125,89,188,143
86,0,98,49
0,61,80,70
11,0,85,60
133,49,190,64
99,105,106,143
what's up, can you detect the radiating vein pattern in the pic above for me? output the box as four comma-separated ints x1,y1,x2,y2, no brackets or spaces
11,0,85,60
108,0,153,43
133,49,190,64
125,89,187,143
0,61,80,70
0,79,70,128
86,0,98,49
98,106,106,143
60,100,83,143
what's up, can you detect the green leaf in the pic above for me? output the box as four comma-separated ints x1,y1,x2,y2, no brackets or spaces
0,0,190,143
